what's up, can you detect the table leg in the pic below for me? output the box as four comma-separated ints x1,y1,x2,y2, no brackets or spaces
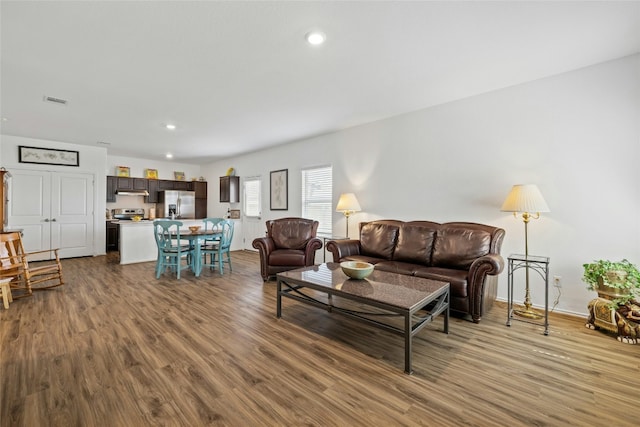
193,236,202,277
404,313,412,374
276,279,282,318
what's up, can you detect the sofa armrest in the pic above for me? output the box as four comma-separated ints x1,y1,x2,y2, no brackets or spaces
325,239,361,262
467,254,505,322
252,237,276,281
304,238,323,265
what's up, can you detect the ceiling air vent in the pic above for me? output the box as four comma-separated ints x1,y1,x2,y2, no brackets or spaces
43,96,68,105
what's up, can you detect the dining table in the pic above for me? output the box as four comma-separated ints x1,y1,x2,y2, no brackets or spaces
172,229,221,277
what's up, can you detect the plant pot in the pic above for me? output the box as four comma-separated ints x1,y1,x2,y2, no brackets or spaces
596,271,629,301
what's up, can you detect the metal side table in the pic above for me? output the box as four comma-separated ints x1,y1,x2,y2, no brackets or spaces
506,254,550,335
317,234,348,262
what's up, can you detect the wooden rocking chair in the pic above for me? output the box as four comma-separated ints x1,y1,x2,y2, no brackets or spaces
0,231,64,297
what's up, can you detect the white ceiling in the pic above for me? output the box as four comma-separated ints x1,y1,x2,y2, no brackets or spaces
2,1,639,164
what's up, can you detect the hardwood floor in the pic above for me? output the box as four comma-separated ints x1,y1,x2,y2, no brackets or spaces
1,251,637,426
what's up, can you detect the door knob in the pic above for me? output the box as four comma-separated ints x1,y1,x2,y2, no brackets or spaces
44,218,50,222
51,218,57,222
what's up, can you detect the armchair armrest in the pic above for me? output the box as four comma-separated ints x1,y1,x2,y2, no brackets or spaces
325,239,362,262
252,237,276,281
303,238,323,265
467,254,505,323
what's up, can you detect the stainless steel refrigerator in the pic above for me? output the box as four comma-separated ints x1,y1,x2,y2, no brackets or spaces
157,190,196,219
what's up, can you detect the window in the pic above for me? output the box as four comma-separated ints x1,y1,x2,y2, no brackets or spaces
244,177,261,218
301,165,332,234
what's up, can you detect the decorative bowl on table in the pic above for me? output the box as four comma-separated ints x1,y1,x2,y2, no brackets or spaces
340,261,374,280
131,216,142,222
188,225,201,233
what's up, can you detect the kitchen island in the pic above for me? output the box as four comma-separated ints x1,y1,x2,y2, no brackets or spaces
118,219,205,265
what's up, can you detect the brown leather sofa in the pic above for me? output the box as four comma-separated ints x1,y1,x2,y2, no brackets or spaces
326,220,505,323
252,217,323,281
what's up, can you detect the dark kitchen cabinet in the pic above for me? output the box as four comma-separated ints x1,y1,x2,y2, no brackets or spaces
193,181,207,218
193,181,207,198
116,177,133,190
133,178,148,190
173,180,192,191
106,221,119,251
107,176,149,202
114,177,147,191
220,176,239,203
106,176,117,202
145,179,159,203
158,180,175,190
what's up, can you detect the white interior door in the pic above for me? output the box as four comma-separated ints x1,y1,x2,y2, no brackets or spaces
243,216,263,251
52,172,95,258
8,169,94,259
242,177,264,251
8,170,51,255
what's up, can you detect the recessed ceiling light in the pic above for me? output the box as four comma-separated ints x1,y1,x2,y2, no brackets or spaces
165,124,176,130
166,153,173,159
305,31,326,46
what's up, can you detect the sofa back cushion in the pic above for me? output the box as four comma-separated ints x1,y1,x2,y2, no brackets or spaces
393,221,438,265
359,221,399,260
432,224,492,269
268,218,318,250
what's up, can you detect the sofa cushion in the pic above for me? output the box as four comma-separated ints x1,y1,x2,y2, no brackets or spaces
375,260,423,276
432,226,492,269
413,266,469,298
393,222,438,265
270,221,314,249
268,249,306,266
340,255,386,265
360,222,399,260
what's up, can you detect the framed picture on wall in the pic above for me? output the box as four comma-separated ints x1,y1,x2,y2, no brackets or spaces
18,146,79,167
229,209,241,219
174,171,185,181
270,169,288,210
144,169,158,179
116,166,130,177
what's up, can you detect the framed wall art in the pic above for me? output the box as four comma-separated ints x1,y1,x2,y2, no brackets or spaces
19,146,79,167
116,166,130,177
229,209,241,219
144,168,158,179
270,169,288,210
174,171,185,181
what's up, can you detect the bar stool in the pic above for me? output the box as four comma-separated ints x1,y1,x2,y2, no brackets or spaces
0,277,13,309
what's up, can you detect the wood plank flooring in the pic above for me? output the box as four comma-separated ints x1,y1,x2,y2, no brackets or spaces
1,251,638,426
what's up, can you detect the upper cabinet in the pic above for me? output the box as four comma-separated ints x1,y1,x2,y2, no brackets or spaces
193,181,207,218
106,176,148,202
220,176,239,203
145,179,159,203
106,176,117,203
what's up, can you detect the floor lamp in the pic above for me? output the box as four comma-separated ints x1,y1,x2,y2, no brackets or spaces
501,184,550,319
336,193,361,238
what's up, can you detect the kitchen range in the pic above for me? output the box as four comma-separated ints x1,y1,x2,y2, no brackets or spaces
112,208,148,221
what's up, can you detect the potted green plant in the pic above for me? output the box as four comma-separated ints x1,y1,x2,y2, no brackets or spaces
582,259,640,307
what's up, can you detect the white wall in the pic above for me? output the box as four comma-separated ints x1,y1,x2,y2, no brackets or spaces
204,54,640,316
0,135,108,255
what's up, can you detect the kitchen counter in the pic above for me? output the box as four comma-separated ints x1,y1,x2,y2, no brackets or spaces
118,219,207,265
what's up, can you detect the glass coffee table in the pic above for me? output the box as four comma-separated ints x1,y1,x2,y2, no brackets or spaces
276,263,450,374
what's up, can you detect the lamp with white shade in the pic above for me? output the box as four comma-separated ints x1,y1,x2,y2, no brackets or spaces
336,193,361,238
501,184,550,319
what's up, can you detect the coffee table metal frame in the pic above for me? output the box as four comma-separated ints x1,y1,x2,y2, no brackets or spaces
276,263,450,374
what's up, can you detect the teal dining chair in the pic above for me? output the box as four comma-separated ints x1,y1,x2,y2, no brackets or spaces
153,220,194,279
201,219,234,275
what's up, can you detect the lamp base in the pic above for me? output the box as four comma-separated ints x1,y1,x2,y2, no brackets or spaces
514,307,544,320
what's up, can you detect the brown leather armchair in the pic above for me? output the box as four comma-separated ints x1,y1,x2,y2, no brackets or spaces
252,217,323,281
